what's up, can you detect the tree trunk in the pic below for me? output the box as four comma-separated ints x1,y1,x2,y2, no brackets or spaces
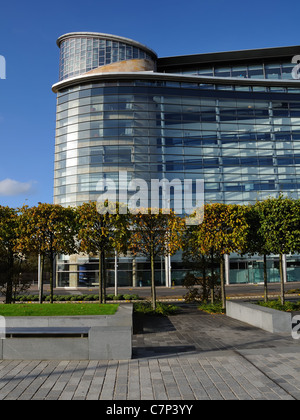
49,252,54,304
98,250,103,305
150,249,156,310
102,250,106,304
220,254,226,311
5,277,13,304
279,253,285,305
5,254,14,304
39,254,44,304
210,250,214,304
263,253,268,303
202,255,207,301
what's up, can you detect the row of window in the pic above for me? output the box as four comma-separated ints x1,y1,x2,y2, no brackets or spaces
55,134,300,148
55,126,300,141
55,167,290,179
167,62,297,80
56,102,300,122
56,85,300,106
55,107,300,123
56,107,300,124
55,155,300,169
56,83,300,104
55,180,300,195
55,142,300,155
54,154,300,168
54,142,300,156
53,191,300,208
56,116,300,131
54,173,297,187
56,91,300,111
56,110,300,125
58,78,299,92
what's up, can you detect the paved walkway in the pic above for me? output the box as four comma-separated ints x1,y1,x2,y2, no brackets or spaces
0,304,300,400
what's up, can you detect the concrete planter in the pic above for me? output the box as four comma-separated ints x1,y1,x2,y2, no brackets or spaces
226,300,292,333
0,304,132,360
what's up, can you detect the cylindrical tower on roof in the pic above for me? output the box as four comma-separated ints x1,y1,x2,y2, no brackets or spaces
56,32,157,81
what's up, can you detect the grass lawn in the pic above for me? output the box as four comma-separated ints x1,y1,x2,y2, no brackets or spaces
0,303,119,317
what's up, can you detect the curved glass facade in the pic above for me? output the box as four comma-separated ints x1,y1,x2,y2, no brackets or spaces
58,34,156,81
54,79,300,207
53,33,300,287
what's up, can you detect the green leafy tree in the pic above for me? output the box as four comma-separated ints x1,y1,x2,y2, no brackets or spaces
16,203,77,303
0,206,20,303
257,195,300,304
196,203,249,310
182,223,219,303
0,254,34,303
76,201,129,304
243,202,272,302
128,208,184,310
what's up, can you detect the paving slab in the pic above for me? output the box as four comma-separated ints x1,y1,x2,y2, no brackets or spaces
0,303,300,400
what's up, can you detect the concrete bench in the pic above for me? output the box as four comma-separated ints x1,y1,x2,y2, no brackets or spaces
5,327,89,338
0,304,132,360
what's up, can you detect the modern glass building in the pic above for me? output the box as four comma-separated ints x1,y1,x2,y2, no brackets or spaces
52,32,300,288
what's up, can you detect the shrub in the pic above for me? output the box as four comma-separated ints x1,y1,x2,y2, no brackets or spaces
133,302,153,314
198,301,224,314
257,298,300,312
183,272,221,303
287,289,300,294
113,294,123,300
133,301,179,316
155,302,179,315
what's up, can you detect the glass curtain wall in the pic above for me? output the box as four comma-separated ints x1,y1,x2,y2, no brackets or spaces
59,37,155,81
54,80,300,286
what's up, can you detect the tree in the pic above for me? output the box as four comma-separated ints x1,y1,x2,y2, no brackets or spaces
257,195,300,305
128,208,184,310
76,201,129,304
0,253,34,303
0,206,19,303
182,223,219,303
16,203,77,303
196,203,249,310
243,202,271,303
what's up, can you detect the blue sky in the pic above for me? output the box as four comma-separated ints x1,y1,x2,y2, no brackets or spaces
0,0,299,208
